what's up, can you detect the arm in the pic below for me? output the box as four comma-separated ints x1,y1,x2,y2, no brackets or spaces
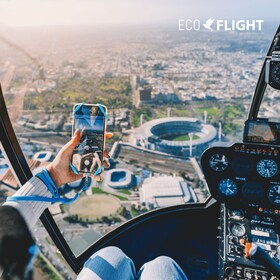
3,130,84,228
4,130,110,229
0,130,111,278
3,177,52,229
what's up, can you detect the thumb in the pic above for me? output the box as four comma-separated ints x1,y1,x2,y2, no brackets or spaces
69,130,81,147
60,130,81,156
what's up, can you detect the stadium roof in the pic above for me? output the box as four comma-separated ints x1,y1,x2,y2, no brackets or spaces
140,175,192,208
105,168,133,188
69,229,101,256
135,117,217,146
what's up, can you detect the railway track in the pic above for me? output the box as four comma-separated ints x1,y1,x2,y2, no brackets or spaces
117,145,196,175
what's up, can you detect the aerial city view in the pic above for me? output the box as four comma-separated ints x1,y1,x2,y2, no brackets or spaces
0,1,279,279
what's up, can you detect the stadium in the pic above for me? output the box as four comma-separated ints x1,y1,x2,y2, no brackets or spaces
105,168,135,189
134,117,217,157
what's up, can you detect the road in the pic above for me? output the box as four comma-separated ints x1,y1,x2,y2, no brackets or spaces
34,224,76,280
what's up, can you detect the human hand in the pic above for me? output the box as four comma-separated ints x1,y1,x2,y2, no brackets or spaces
46,130,112,186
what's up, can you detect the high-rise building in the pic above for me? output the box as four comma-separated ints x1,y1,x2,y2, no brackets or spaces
137,86,152,106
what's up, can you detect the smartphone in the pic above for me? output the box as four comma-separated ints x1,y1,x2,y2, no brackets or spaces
71,103,107,175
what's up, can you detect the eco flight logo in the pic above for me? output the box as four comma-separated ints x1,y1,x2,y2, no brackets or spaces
178,18,264,32
203,18,215,32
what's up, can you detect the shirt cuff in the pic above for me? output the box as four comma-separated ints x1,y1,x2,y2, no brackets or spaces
4,176,52,229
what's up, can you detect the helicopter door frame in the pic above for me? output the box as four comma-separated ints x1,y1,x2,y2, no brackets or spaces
248,24,280,120
0,85,82,273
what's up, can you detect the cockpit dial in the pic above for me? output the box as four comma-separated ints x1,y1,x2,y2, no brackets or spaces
268,185,280,206
230,223,246,237
209,154,228,172
256,159,278,178
241,182,264,203
218,179,238,197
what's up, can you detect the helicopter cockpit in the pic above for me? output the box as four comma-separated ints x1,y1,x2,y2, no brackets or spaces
1,12,280,280
200,25,280,279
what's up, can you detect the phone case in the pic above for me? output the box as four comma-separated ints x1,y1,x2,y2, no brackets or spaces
71,103,107,174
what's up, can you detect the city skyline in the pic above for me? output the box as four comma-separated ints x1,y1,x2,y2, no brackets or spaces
0,0,279,27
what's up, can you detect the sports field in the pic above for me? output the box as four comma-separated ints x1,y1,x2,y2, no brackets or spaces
68,194,121,219
162,134,200,141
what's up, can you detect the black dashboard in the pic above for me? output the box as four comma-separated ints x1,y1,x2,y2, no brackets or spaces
201,142,280,280
202,143,280,207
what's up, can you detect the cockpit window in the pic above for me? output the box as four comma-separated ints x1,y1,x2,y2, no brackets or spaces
258,87,280,121
0,1,278,276
0,150,10,205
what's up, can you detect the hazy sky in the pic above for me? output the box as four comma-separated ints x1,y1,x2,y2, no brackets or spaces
0,0,279,27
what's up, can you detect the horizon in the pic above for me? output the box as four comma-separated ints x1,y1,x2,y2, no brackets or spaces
0,0,279,28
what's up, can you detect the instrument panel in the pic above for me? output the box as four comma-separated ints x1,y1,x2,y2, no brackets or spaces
201,143,280,207
201,142,280,279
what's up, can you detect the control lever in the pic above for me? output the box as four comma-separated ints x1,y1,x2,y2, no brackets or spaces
249,243,280,278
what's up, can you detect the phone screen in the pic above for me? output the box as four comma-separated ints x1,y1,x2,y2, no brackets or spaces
72,104,106,174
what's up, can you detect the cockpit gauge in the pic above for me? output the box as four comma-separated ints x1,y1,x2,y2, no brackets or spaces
229,209,244,221
218,179,238,197
256,159,278,178
241,182,264,203
268,185,280,206
232,156,253,177
230,223,246,237
209,154,228,172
